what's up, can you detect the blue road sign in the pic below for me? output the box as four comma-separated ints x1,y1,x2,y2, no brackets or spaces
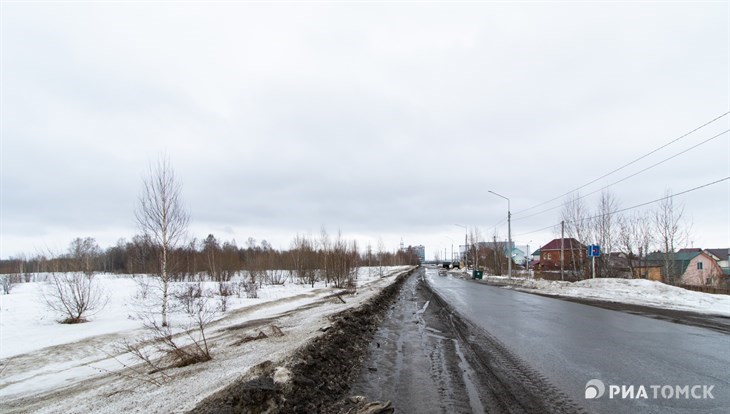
587,245,601,257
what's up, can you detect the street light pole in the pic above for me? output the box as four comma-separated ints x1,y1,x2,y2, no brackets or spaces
526,240,532,279
454,224,467,268
488,190,512,279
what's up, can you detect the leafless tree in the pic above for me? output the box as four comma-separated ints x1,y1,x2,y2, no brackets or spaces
561,193,592,276
595,190,620,277
377,237,386,277
68,237,102,275
43,272,109,323
135,155,190,327
319,227,332,285
291,234,318,287
618,211,654,278
653,190,690,284
468,227,484,269
489,231,507,275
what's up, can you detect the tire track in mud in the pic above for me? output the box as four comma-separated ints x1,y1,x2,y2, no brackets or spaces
424,277,587,414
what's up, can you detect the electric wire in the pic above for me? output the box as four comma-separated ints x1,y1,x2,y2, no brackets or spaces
512,111,730,217
513,176,730,238
511,129,729,222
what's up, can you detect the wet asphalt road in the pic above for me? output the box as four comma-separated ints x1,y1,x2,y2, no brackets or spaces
426,268,730,414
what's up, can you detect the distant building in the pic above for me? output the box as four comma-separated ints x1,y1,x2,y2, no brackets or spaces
412,245,426,263
401,244,426,263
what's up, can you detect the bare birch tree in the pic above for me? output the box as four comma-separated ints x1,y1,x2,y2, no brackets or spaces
377,237,386,277
653,190,690,284
135,156,189,327
561,193,591,276
595,190,620,277
618,211,653,278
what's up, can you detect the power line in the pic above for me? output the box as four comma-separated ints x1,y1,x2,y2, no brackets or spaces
513,176,730,237
512,129,729,222
513,111,730,216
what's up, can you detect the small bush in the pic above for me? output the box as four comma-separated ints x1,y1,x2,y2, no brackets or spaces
244,282,258,299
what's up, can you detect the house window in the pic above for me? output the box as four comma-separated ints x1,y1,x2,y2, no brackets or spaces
547,253,552,260
697,262,703,270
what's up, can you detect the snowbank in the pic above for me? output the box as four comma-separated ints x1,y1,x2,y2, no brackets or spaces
482,276,730,317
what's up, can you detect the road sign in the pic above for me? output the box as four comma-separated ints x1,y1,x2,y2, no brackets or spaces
587,245,601,257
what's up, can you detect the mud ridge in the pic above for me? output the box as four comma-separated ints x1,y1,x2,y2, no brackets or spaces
190,267,417,414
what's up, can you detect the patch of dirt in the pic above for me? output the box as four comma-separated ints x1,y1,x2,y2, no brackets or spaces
190,268,417,414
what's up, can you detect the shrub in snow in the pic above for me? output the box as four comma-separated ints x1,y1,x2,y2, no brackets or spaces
42,272,109,324
1,274,19,294
173,283,203,314
243,281,259,299
126,294,217,375
217,281,233,312
217,281,233,297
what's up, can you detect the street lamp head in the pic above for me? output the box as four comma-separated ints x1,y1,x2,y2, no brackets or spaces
488,190,509,201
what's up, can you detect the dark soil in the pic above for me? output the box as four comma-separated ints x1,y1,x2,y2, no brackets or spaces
190,267,417,414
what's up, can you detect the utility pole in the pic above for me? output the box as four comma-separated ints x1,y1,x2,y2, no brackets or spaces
560,221,565,281
494,235,499,275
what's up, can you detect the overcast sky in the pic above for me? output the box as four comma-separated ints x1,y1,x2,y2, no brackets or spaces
2,1,728,261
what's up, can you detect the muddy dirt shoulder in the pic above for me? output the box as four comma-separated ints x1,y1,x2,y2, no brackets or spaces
190,267,418,414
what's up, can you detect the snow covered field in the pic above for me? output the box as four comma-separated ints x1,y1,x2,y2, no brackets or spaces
0,266,413,413
476,274,730,317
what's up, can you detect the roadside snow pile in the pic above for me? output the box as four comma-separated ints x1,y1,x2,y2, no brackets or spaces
527,278,730,316
488,276,571,290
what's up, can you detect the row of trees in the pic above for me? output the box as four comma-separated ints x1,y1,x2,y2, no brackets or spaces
0,233,420,281
559,189,690,282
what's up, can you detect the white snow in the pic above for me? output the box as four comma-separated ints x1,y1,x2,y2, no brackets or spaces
475,274,730,316
0,266,413,413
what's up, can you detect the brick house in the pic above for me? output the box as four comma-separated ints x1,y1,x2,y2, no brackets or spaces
538,238,586,271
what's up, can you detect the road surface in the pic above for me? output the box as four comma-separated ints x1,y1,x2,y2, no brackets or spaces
425,268,730,413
